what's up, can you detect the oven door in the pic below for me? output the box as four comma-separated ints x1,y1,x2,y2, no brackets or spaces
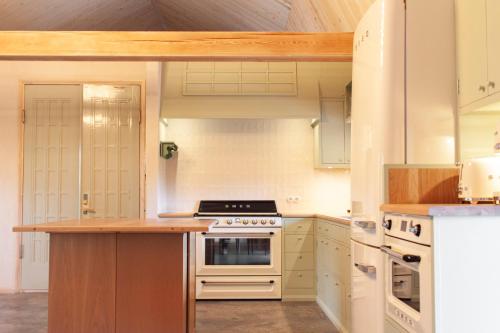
196,228,282,276
382,236,433,333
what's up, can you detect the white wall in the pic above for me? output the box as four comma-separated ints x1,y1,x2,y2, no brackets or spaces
160,118,351,215
0,61,150,292
406,0,457,164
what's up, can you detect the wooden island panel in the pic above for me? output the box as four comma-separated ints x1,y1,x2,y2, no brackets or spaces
116,234,187,333
48,233,117,333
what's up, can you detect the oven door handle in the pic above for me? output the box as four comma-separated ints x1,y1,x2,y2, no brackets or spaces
380,245,421,263
354,262,377,274
201,232,275,238
201,280,275,285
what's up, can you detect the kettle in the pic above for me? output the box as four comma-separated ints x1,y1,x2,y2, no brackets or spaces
458,156,500,204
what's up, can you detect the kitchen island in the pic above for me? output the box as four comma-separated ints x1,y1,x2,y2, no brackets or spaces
13,218,215,333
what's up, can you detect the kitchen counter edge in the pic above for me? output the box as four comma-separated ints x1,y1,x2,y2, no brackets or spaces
13,218,216,233
158,212,351,226
380,204,500,217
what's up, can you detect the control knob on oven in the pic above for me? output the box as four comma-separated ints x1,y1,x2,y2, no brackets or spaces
252,219,258,225
226,219,233,225
261,219,267,225
242,219,249,225
269,219,276,225
409,223,421,237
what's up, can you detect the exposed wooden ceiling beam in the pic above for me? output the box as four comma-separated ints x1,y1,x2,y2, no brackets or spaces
0,31,353,61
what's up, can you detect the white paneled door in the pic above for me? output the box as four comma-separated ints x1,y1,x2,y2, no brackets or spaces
22,85,81,290
21,84,141,290
81,85,140,219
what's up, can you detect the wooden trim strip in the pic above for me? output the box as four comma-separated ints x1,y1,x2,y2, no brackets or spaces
0,31,353,61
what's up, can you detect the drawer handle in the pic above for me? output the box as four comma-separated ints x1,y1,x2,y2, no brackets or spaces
298,274,303,278
297,226,303,228
335,247,339,250
201,280,275,285
297,238,303,240
335,282,339,286
299,256,303,259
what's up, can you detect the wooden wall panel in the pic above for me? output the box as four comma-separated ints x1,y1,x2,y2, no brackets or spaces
48,233,116,333
152,0,291,31
387,168,460,204
116,233,187,333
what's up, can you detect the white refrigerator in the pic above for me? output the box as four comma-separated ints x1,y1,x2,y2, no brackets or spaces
350,0,405,332
350,0,457,332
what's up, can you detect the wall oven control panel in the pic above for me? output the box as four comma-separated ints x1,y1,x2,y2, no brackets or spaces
383,214,432,246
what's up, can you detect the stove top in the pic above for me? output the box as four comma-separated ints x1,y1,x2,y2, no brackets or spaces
194,200,280,217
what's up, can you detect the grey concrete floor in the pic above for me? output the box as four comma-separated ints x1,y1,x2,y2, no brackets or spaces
0,293,339,333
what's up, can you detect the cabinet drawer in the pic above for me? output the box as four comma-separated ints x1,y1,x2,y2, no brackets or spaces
285,252,314,271
284,270,315,289
317,238,349,283
285,234,314,253
317,220,349,244
284,218,314,234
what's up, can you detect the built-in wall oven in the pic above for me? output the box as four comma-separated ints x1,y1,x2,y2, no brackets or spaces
194,200,282,299
382,214,433,333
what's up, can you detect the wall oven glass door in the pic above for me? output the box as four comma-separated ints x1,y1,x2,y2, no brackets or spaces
383,236,432,332
196,228,282,276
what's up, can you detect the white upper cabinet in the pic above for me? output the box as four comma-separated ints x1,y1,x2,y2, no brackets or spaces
487,0,500,97
313,98,351,168
456,0,500,111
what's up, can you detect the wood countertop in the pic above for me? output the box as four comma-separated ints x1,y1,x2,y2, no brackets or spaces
13,218,215,233
380,204,500,217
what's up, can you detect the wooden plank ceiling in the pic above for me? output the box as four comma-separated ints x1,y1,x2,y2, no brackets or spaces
0,0,375,32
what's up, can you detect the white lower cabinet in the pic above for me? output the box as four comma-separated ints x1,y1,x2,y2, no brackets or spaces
282,218,316,300
282,217,351,331
316,219,351,333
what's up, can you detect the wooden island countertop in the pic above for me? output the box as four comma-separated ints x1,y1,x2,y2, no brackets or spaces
13,217,215,233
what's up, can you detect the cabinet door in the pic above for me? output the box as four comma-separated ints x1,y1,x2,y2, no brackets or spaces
320,99,345,164
456,0,488,106
487,0,500,96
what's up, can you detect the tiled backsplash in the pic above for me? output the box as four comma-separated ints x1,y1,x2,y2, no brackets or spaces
160,118,350,216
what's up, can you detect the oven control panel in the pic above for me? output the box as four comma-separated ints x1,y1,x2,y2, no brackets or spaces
383,214,432,246
214,217,282,227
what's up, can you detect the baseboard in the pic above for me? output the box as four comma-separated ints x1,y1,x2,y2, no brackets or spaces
282,295,316,302
0,289,17,294
316,297,348,333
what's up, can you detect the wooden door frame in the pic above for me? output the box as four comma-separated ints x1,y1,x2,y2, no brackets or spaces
17,80,146,290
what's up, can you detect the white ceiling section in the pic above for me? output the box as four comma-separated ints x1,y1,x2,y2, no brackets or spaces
0,0,375,31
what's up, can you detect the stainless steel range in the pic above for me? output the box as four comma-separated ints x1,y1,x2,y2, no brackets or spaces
194,200,282,299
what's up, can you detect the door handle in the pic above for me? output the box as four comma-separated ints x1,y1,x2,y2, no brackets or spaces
81,207,96,214
380,245,421,263
354,263,376,274
354,220,376,230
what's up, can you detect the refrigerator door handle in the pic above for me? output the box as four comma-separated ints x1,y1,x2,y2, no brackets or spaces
353,220,377,230
354,262,377,274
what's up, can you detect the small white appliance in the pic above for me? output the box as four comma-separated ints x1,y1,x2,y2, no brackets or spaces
194,200,282,299
382,214,433,333
458,156,500,203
